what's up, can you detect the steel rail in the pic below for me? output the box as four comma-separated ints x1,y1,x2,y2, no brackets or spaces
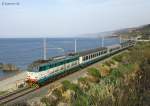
0,87,36,105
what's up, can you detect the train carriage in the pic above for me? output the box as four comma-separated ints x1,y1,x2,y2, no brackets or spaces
78,47,108,67
108,44,121,54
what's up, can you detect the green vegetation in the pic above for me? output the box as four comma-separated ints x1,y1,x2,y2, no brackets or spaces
0,91,8,95
61,80,79,92
41,42,150,106
87,68,101,78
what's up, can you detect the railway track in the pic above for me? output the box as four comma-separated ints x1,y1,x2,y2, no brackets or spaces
0,87,36,105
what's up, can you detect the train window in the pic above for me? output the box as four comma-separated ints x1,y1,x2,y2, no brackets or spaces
96,53,98,56
83,56,86,61
56,62,59,66
110,49,112,52
98,52,100,56
53,63,55,67
52,63,54,68
66,60,69,63
61,61,64,65
92,54,94,58
50,64,53,68
97,52,99,56
39,67,42,71
55,63,58,67
45,65,48,70
100,51,102,55
86,56,88,60
43,66,46,70
90,55,92,58
89,55,91,60
58,62,62,66
32,67,38,72
99,52,101,55
57,63,59,66
39,65,46,71
48,64,51,68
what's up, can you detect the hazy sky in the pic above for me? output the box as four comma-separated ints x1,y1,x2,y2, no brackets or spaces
0,0,150,38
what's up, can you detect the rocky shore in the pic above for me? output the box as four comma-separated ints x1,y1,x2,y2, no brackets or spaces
0,63,2,69
0,63,20,72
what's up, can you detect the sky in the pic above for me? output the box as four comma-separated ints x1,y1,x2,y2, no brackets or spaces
0,0,150,38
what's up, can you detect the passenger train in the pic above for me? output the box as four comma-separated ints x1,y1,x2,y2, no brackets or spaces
26,40,136,86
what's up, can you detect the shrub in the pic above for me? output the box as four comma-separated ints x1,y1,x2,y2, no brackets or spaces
52,89,62,100
99,65,110,77
61,80,79,92
87,68,101,78
112,54,123,62
105,61,111,67
111,69,122,78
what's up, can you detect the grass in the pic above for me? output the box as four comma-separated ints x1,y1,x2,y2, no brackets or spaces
0,91,8,95
87,68,101,78
61,80,79,92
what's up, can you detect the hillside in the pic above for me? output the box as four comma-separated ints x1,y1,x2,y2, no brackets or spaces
37,42,150,106
82,24,150,40
115,24,150,39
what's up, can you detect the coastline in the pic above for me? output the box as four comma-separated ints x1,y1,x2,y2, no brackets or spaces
0,71,27,91
0,70,22,81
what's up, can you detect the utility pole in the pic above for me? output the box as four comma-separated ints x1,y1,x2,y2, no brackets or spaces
102,36,104,47
75,39,77,53
120,35,122,44
43,38,47,60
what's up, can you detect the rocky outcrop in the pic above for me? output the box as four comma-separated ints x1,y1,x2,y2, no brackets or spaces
1,64,20,72
0,63,3,69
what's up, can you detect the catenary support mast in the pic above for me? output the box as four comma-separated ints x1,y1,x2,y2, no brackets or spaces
43,38,47,60
102,36,104,47
75,39,77,53
120,35,122,43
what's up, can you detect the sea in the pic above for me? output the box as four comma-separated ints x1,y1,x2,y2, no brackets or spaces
0,38,120,79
